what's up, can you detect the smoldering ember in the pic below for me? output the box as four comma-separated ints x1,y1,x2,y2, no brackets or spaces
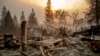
0,0,100,56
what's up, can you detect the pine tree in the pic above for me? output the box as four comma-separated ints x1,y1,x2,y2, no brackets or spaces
20,11,25,23
45,0,53,24
3,11,16,35
0,6,7,28
13,15,19,27
28,9,38,28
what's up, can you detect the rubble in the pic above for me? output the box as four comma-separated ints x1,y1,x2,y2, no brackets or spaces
0,35,99,56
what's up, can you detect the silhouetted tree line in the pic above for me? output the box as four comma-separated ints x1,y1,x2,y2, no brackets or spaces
0,6,38,36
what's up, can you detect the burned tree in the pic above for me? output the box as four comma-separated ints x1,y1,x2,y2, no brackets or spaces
13,15,19,28
3,11,16,35
28,9,38,28
54,10,67,27
67,10,79,32
86,0,100,25
0,6,7,29
20,11,26,23
95,0,100,25
45,0,54,24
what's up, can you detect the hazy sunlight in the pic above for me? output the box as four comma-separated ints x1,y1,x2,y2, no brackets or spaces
20,0,88,11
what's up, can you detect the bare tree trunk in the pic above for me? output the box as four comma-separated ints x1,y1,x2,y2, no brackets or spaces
96,0,99,25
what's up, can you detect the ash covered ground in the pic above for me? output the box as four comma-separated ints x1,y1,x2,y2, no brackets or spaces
0,35,100,56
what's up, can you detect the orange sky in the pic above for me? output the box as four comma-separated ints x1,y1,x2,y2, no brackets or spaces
20,0,89,11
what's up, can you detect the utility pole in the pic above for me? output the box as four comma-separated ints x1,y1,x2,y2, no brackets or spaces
21,21,27,53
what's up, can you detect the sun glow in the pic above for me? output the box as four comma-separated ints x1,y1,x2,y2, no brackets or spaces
51,0,66,10
20,0,88,11
51,0,88,10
